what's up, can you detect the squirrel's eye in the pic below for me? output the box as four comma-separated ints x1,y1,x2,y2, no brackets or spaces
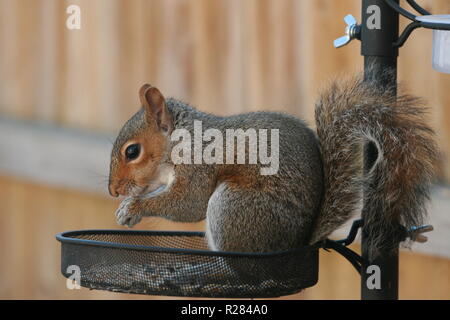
125,144,141,161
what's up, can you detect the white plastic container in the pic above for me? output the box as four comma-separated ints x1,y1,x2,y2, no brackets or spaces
416,15,450,74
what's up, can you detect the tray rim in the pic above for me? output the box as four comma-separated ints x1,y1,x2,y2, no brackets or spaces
56,229,322,258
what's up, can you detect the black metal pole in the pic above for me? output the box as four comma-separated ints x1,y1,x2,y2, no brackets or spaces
360,0,399,300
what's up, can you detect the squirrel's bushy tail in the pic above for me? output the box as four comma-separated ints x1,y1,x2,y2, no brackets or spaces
309,70,438,259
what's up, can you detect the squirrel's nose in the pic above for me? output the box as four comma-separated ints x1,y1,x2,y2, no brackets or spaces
108,182,119,197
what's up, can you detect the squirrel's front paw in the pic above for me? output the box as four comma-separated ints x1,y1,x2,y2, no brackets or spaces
115,197,142,228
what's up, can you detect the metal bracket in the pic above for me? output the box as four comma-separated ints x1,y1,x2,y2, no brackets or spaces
323,219,433,276
334,14,361,48
324,219,364,275
407,224,434,243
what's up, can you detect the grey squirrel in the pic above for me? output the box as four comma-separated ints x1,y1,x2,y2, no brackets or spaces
108,71,438,259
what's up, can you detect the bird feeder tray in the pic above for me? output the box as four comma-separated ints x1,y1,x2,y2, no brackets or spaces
56,229,321,298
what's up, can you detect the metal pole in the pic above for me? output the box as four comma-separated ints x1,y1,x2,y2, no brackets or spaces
360,0,399,300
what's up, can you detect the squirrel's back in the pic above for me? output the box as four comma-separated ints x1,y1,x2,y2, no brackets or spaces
166,99,325,249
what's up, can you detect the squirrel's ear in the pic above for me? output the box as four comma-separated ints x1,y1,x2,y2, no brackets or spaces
139,84,173,133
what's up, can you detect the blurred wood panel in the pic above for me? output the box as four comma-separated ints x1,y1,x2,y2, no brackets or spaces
0,174,449,300
1,0,449,300
0,0,450,178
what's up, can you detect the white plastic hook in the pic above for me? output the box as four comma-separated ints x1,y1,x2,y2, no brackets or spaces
416,15,450,73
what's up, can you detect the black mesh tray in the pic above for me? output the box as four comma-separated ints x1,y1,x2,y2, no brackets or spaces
56,230,320,298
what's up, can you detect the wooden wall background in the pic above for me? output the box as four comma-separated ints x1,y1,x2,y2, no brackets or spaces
0,0,450,299
1,0,450,178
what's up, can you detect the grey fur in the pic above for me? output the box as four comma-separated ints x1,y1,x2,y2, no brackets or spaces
309,71,438,259
111,73,438,259
166,99,323,252
113,98,324,252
